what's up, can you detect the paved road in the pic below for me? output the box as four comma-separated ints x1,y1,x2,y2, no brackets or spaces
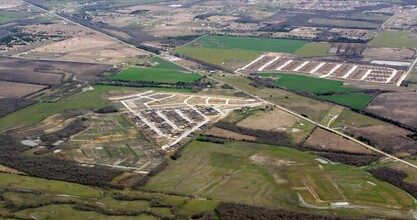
24,0,417,170
398,56,417,86
207,75,417,170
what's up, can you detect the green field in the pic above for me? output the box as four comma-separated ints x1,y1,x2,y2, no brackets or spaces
191,35,308,53
258,73,373,109
112,68,201,83
0,11,34,23
175,47,261,66
317,93,374,109
0,172,216,219
151,57,188,71
259,73,356,93
294,42,332,57
144,140,415,219
332,109,387,128
175,35,308,67
369,31,417,48
0,85,191,133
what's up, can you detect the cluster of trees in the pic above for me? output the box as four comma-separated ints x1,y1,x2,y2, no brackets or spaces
407,133,417,141
0,98,37,117
314,151,380,167
314,89,388,97
215,121,298,148
248,76,277,88
215,202,345,220
40,117,88,145
220,84,233,89
0,134,122,187
99,79,212,91
196,135,227,144
94,105,118,114
368,167,417,199
162,35,202,47
191,212,215,220
258,25,294,33
131,160,168,190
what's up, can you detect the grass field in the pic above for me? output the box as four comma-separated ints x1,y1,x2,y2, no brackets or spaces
260,73,356,93
0,85,191,133
317,94,374,109
0,11,34,23
175,47,261,67
191,35,308,53
369,31,417,48
0,172,216,219
332,109,387,128
294,42,332,57
112,68,201,83
151,57,187,71
144,140,415,219
175,35,307,67
258,73,372,109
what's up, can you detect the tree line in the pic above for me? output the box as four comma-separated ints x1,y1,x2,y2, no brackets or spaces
0,98,37,118
215,202,347,220
0,134,122,188
214,121,298,148
368,167,417,199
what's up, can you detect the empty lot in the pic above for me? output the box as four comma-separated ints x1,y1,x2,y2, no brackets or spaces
366,92,417,128
0,56,110,83
306,128,374,154
0,81,46,97
237,108,298,131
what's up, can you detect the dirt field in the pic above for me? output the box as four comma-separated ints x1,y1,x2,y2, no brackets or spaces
366,92,417,128
237,108,298,131
25,34,146,64
347,125,416,157
362,47,416,61
0,56,110,83
306,128,373,154
15,111,83,137
0,81,46,97
204,127,256,141
0,69,62,85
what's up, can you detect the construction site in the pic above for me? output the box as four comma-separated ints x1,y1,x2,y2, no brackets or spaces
110,90,265,150
240,53,407,86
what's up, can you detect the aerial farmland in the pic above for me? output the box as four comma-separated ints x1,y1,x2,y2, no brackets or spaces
0,0,417,219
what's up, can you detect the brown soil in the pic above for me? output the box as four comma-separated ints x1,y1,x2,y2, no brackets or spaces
0,56,110,83
28,34,145,64
204,127,256,141
366,92,417,128
237,108,297,131
249,152,298,166
306,128,373,154
362,47,416,61
0,81,46,98
347,124,416,157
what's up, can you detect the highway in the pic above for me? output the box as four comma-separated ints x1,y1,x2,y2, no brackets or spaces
24,0,417,170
